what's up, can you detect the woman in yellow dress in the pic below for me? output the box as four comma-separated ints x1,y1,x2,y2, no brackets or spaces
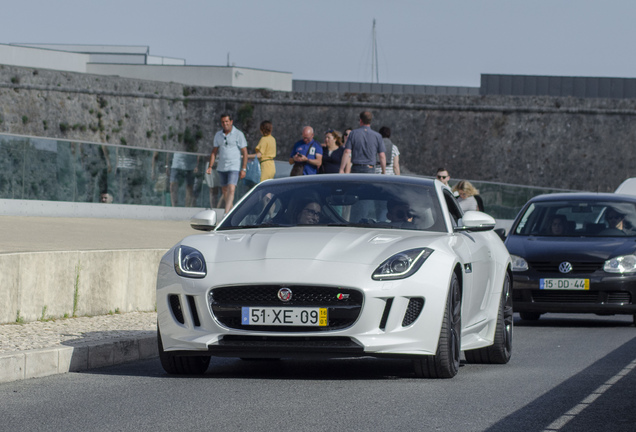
253,120,276,182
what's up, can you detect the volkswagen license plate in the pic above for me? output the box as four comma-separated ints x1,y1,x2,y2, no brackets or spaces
242,307,328,326
540,278,589,290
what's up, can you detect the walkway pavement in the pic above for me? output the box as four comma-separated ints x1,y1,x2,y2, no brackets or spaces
0,215,196,384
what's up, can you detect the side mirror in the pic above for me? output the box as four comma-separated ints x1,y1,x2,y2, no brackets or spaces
455,211,496,232
190,209,218,231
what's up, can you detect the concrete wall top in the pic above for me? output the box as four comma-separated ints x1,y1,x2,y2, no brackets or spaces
293,80,479,95
12,44,151,55
0,198,207,221
86,63,292,91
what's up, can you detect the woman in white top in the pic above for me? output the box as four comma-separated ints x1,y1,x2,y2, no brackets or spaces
376,126,401,175
453,180,480,212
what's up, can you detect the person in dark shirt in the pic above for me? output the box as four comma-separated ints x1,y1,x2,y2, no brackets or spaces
320,129,345,174
339,111,386,174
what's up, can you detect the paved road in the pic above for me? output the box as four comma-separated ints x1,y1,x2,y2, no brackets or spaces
1,314,634,432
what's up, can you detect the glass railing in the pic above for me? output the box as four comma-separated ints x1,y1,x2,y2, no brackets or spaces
0,133,577,219
0,133,291,209
461,179,580,220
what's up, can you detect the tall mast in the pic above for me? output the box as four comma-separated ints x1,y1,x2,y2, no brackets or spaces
372,19,379,83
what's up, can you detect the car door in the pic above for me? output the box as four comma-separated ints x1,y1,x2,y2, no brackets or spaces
443,190,493,327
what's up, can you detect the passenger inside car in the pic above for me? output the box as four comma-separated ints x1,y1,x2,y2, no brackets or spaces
290,197,322,225
601,208,628,235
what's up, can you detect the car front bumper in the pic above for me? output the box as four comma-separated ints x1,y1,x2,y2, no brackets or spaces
156,253,464,359
512,271,636,315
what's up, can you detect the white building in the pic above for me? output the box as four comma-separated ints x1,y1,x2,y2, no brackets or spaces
1,43,292,91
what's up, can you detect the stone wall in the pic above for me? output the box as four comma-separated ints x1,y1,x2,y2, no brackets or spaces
2,63,636,191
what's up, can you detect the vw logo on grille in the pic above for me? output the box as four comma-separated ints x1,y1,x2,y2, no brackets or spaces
278,288,292,302
559,262,573,274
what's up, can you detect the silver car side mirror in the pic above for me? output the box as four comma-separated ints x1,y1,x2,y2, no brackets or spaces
455,211,496,232
190,209,218,231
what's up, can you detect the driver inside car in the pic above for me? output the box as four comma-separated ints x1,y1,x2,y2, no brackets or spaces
386,199,413,224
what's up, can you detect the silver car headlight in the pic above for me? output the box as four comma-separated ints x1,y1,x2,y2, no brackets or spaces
174,245,207,278
372,248,433,281
604,254,636,273
510,254,528,272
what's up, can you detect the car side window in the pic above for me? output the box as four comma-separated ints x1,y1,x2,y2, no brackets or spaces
444,190,462,227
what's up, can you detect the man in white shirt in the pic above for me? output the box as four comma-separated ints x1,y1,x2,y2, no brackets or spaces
206,113,248,214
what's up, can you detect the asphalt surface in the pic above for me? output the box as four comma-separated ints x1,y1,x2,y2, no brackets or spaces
1,314,634,431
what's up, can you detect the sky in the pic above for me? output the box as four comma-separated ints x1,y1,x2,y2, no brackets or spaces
3,0,636,87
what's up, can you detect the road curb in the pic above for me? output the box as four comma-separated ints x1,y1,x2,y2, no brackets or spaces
0,335,158,384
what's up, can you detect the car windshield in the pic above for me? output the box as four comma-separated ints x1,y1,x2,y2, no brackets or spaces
514,200,636,237
217,180,446,232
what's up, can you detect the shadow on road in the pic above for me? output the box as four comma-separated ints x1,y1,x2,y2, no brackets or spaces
514,313,634,328
485,336,636,432
83,355,478,381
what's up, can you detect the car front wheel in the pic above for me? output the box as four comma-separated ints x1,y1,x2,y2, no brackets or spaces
413,273,461,378
158,329,211,375
465,272,513,364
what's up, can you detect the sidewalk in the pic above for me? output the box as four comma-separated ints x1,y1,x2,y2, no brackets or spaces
0,312,159,384
0,214,198,384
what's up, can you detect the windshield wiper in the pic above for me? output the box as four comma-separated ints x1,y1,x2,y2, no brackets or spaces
326,222,396,228
218,223,290,230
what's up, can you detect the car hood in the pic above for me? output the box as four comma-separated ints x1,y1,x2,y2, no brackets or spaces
505,234,636,261
181,227,446,265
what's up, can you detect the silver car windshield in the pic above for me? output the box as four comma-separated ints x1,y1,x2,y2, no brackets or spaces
217,181,446,233
514,200,636,237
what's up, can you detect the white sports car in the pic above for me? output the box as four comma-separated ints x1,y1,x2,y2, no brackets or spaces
156,174,513,378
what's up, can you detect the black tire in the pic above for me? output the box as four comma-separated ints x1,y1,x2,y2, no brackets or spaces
158,329,211,375
413,273,461,378
465,272,513,364
519,312,541,321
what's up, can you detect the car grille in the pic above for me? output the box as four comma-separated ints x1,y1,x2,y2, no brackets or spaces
528,290,632,304
209,285,363,332
529,261,604,274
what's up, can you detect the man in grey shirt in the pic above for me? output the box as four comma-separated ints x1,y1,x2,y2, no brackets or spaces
339,111,386,174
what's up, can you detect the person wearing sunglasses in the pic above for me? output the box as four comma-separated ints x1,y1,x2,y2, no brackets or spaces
386,199,413,225
207,113,248,214
436,168,451,187
290,196,322,225
343,128,352,146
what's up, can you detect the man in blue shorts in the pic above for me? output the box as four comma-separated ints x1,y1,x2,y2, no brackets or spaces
206,113,248,214
339,111,386,174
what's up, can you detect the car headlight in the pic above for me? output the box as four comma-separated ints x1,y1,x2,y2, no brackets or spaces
174,245,207,278
372,248,433,281
510,254,528,272
604,254,636,273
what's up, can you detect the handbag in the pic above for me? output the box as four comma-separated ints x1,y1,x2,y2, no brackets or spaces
245,158,261,183
290,163,305,176
290,142,315,176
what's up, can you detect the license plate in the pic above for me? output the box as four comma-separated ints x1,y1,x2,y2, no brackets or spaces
540,278,589,290
242,307,328,326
